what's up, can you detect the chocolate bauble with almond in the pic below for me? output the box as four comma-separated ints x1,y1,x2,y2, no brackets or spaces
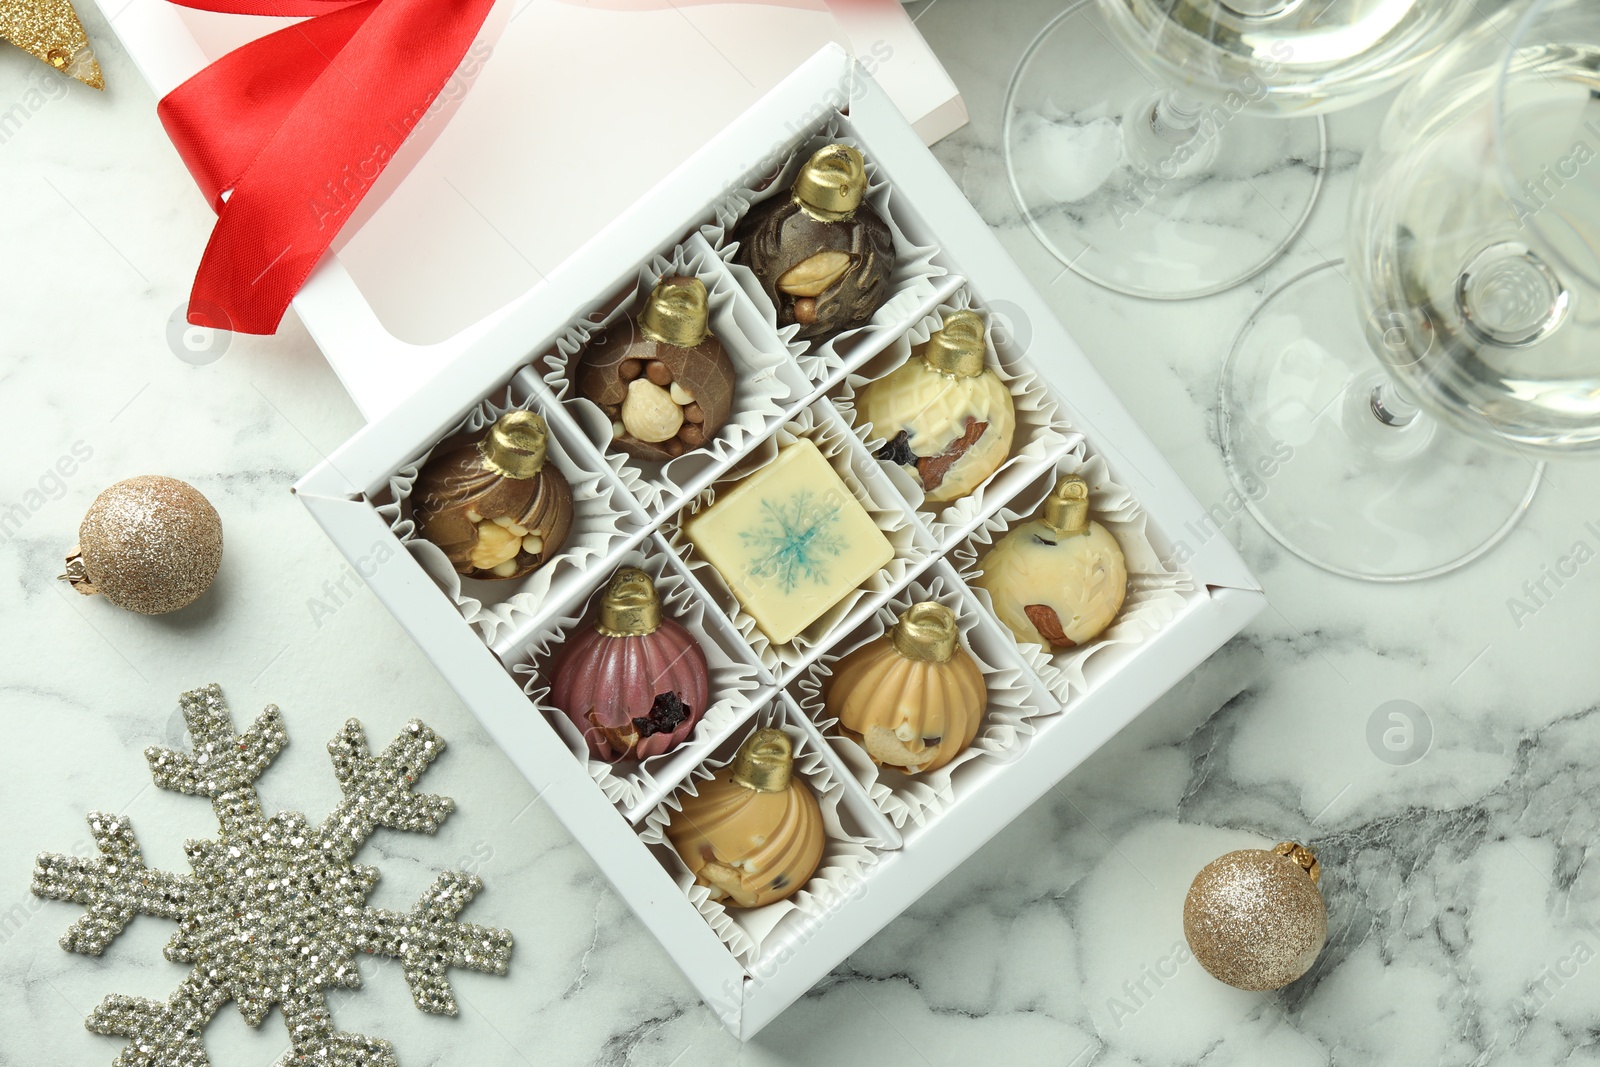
733,144,895,342
412,411,573,581
856,309,1015,503
578,276,734,463
976,473,1127,650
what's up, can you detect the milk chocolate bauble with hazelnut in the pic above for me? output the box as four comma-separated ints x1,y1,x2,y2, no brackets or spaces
826,602,986,775
732,144,895,341
63,475,222,615
577,276,735,462
666,728,825,909
412,411,573,581
976,473,1127,650
856,310,1016,503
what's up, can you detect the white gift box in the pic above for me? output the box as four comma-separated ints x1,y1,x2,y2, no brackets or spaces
293,48,1264,1039
96,0,964,418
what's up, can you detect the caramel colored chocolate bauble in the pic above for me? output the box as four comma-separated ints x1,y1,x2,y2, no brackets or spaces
826,602,986,774
412,411,573,581
550,566,710,762
732,144,895,341
857,310,1015,503
63,475,222,615
666,728,825,908
578,276,736,462
1184,843,1327,991
976,474,1127,650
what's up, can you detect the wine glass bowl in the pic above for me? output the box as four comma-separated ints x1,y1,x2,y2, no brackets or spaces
1220,0,1599,582
1350,0,1600,453
1003,0,1494,299
1103,0,1493,116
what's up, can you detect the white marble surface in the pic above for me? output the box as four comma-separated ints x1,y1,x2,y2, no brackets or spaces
5,1,1600,1064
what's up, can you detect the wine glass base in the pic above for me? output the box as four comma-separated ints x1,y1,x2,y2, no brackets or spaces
1002,0,1328,300
1219,262,1543,582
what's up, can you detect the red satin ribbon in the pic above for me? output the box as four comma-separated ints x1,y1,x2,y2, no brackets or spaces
159,0,496,334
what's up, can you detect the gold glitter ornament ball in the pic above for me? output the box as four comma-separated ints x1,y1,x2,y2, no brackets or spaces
64,476,223,615
1183,842,1327,991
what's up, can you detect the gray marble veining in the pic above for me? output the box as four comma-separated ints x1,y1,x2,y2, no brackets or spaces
3,0,1599,1064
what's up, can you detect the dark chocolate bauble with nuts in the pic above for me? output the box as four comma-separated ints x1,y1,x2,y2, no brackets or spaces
577,276,735,462
732,144,895,342
63,475,223,615
412,411,574,581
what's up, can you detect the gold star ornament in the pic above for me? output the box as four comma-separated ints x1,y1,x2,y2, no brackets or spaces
1,0,105,89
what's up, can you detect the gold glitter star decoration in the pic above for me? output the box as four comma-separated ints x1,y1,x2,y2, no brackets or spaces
30,683,514,1067
1,0,105,89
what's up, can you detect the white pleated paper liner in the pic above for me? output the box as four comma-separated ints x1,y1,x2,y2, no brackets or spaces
540,238,811,517
792,564,1044,829
952,451,1194,706
508,542,769,822
665,400,930,683
374,371,641,647
638,697,884,968
832,287,1079,550
702,114,950,384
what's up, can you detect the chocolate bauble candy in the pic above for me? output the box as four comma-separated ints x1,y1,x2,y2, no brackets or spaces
666,728,825,908
577,277,735,462
857,310,1016,503
1184,843,1327,991
976,474,1127,650
412,411,573,581
826,602,985,774
732,144,895,342
63,475,222,615
550,566,711,761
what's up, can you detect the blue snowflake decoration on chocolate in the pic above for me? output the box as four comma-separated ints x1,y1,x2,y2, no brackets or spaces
741,490,847,592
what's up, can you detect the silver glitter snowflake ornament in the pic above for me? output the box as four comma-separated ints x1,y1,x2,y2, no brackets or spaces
31,683,514,1067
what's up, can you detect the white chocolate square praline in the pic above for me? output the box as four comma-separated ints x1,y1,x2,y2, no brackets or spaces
686,440,894,644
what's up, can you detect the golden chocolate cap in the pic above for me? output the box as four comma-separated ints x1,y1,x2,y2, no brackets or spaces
479,411,549,480
792,144,868,222
638,276,711,349
890,601,959,662
920,310,988,379
1041,473,1091,536
597,566,661,637
730,728,794,793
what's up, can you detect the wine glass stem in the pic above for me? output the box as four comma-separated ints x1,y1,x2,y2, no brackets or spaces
1370,381,1421,428
1150,90,1208,144
1123,89,1217,171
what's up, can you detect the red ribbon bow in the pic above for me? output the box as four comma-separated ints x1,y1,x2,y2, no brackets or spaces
160,0,496,335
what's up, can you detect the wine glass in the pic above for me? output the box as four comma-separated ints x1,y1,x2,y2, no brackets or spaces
1219,0,1598,581
1002,0,1497,299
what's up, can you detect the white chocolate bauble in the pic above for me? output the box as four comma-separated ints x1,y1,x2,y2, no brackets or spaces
976,518,1127,649
857,360,1015,503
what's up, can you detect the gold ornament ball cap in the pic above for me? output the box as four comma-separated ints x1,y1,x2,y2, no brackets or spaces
1042,473,1091,536
792,144,868,221
731,728,794,793
921,310,987,379
597,566,661,637
639,275,711,349
890,601,959,662
479,411,549,479
1274,840,1321,883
